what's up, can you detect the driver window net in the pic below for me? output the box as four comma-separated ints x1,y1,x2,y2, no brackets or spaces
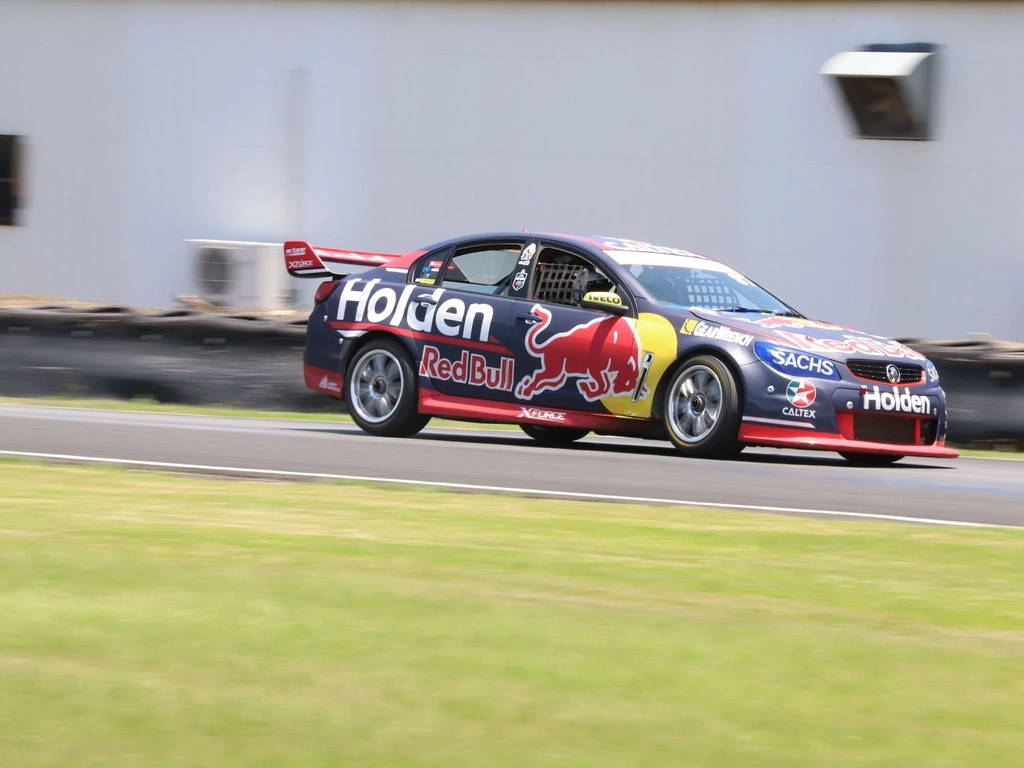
685,275,740,308
534,262,589,306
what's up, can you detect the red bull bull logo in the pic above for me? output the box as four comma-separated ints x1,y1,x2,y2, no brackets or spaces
515,304,642,401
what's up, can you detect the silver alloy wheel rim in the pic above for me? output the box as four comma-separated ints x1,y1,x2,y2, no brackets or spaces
350,349,404,425
667,364,723,444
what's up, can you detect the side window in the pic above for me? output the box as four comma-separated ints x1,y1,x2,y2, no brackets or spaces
531,248,618,309
440,245,522,296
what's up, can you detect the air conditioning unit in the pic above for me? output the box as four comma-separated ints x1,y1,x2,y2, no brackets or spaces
187,240,298,310
821,43,939,140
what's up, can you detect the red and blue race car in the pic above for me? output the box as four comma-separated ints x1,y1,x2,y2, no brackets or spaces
285,232,958,464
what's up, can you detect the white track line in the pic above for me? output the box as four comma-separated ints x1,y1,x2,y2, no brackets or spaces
0,449,1013,529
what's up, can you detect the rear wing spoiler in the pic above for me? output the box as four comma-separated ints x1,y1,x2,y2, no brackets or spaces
283,240,402,279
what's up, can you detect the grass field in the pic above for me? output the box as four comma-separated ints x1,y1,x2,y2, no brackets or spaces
1,461,1023,766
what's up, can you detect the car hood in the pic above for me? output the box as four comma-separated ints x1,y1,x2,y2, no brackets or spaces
688,309,927,363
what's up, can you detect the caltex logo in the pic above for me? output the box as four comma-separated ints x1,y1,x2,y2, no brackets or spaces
786,379,817,408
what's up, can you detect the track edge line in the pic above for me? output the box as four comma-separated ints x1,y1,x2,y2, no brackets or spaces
0,449,1013,529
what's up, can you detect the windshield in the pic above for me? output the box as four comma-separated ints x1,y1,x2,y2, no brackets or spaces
606,251,796,315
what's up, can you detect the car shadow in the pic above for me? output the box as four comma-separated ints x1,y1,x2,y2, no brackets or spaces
292,424,951,470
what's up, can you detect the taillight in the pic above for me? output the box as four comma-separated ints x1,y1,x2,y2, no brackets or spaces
314,279,338,305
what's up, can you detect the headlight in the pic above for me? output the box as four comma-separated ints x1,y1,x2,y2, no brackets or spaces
925,361,940,385
754,342,841,380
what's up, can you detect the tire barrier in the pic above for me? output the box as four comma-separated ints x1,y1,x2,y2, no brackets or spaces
900,338,1024,448
1,306,1022,445
0,305,339,413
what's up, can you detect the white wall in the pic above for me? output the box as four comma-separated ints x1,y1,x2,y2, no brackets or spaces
1,0,1022,339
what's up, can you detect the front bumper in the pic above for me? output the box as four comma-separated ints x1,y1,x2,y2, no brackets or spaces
738,422,959,458
738,357,956,457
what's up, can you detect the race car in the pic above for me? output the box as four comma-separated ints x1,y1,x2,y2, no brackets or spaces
285,232,958,464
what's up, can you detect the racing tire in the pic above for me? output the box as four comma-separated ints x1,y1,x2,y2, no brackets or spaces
839,452,904,466
519,424,590,447
662,355,742,459
346,338,431,438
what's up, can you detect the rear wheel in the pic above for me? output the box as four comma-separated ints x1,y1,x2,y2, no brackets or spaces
346,338,430,437
840,452,903,466
520,424,589,447
663,355,742,458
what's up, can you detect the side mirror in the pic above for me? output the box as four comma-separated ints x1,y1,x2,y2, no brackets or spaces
581,291,629,315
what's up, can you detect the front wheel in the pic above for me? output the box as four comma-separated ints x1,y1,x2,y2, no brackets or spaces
839,452,903,466
346,338,430,437
663,355,742,458
520,424,590,447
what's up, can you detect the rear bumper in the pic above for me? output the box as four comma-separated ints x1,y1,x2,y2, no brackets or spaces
738,423,959,458
304,363,344,399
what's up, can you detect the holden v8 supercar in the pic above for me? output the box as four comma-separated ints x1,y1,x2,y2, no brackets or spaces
285,233,958,464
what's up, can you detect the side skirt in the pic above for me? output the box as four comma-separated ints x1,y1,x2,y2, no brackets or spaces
418,391,653,435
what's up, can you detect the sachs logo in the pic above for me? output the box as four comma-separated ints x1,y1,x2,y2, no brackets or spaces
786,379,816,409
755,342,838,379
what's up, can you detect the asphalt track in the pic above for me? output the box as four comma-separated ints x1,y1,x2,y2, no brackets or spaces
1,404,1022,527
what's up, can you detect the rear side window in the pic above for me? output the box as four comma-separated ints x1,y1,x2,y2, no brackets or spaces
440,245,522,296
414,257,445,285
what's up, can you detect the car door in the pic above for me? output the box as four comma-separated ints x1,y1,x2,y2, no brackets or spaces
509,244,641,414
412,240,524,400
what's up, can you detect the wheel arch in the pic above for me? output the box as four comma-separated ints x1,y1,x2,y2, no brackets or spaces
340,330,420,390
651,345,747,421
